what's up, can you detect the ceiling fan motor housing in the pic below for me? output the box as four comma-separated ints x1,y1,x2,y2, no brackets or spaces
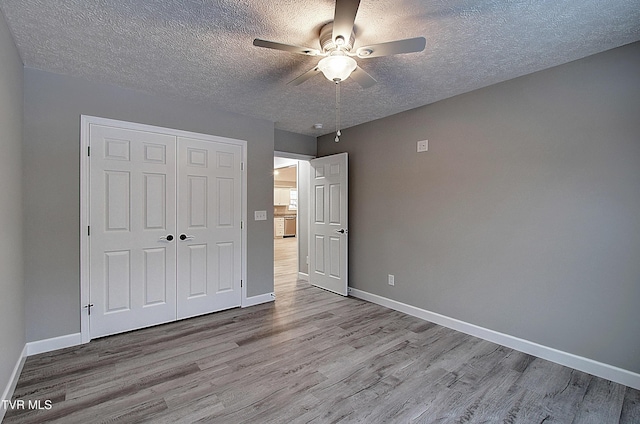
320,22,355,53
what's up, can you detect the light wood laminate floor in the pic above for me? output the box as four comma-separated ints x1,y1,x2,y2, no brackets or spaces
5,237,639,423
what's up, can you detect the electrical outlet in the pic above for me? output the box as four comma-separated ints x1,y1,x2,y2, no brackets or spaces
417,140,428,152
254,210,267,221
388,274,395,286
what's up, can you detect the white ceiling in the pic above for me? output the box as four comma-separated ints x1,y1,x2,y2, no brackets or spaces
1,0,638,137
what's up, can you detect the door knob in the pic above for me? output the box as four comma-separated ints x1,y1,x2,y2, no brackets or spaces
180,234,195,241
159,234,174,241
335,228,348,234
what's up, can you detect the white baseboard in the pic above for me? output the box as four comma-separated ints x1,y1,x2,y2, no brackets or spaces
1,344,27,422
298,272,309,281
348,287,640,390
3,333,83,420
242,292,276,308
26,333,83,357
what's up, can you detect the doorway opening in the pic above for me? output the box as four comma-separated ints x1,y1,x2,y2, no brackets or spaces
273,152,348,298
274,157,298,293
273,153,313,295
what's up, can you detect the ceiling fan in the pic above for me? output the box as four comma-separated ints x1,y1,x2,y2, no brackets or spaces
253,0,427,88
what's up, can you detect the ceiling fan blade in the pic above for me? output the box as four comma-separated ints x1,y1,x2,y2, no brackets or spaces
332,0,360,45
253,39,321,56
356,37,426,58
350,66,376,88
287,67,322,86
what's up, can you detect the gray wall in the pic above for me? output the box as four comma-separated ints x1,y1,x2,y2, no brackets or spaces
23,68,275,342
0,8,25,398
318,42,640,373
274,129,316,157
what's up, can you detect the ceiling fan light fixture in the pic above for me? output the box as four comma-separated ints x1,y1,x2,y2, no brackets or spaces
318,54,357,82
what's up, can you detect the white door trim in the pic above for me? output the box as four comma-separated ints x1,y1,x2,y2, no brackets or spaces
80,115,247,343
274,151,315,161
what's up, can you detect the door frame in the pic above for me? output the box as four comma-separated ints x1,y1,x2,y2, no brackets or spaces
80,115,247,343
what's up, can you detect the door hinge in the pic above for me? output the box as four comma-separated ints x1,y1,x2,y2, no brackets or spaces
241,279,243,288
87,146,90,156
84,303,94,315
241,162,244,171
88,226,90,236
241,221,243,229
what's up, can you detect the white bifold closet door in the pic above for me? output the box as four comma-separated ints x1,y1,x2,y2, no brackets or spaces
89,124,242,339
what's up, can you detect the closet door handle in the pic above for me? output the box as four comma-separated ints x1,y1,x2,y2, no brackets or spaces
159,234,174,242
179,234,195,241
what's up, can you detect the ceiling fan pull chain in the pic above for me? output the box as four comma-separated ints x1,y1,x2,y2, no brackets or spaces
335,81,341,142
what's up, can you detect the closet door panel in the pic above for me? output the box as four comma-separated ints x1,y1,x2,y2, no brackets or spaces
176,137,243,319
89,124,177,339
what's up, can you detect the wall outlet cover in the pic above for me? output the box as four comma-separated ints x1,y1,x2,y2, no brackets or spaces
254,210,267,221
417,140,428,152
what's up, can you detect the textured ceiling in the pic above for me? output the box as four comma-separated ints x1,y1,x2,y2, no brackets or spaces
1,0,638,136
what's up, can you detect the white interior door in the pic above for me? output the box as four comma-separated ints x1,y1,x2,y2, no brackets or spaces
309,153,348,295
176,137,243,319
89,124,177,338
